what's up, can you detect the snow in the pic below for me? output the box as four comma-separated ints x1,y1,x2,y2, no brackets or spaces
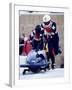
20,68,64,79
20,56,27,65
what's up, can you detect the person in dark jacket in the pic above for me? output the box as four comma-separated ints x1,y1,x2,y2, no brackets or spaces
41,15,62,69
30,25,44,51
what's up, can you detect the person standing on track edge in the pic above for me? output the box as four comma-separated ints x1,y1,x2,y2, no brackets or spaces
41,15,62,69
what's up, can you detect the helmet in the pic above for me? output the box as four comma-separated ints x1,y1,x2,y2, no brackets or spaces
35,25,41,33
43,15,51,22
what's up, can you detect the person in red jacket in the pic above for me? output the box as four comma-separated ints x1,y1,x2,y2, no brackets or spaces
23,37,32,56
30,25,44,51
41,15,62,69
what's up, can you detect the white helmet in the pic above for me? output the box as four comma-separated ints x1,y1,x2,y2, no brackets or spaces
43,15,51,22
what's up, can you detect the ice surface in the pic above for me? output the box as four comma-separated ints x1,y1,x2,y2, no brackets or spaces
19,56,64,80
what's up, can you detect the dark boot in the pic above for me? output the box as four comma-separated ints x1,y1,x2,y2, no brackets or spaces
46,63,50,70
51,64,55,69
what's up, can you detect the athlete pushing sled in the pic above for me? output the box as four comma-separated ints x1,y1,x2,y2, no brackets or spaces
20,25,49,74
20,15,62,74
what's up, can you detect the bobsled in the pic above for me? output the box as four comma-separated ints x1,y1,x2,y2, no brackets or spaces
20,50,48,74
